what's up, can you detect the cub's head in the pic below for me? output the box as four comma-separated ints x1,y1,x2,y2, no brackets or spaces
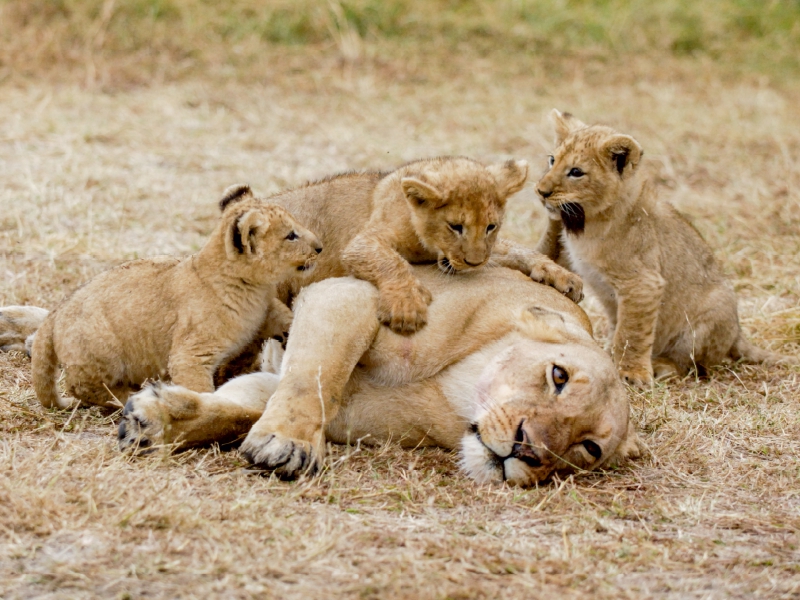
460,309,640,486
218,184,322,282
536,110,643,235
401,157,528,272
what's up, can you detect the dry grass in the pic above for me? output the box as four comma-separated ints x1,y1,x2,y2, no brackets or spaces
2,2,800,598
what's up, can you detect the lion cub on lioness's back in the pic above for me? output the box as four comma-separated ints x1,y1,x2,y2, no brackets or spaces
535,110,796,386
269,157,582,334
32,185,322,409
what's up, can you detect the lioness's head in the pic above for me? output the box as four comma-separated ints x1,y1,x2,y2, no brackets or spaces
536,110,643,234
401,157,528,272
460,310,639,486
218,184,323,281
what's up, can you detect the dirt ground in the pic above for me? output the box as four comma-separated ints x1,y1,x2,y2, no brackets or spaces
1,19,800,600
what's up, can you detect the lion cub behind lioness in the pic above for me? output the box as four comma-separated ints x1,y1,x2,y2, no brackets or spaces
32,185,322,409
535,110,796,387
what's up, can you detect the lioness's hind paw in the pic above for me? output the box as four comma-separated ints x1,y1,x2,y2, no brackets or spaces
239,431,319,479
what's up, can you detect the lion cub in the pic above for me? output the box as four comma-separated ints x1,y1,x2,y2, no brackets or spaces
32,185,322,409
535,110,796,386
270,157,582,334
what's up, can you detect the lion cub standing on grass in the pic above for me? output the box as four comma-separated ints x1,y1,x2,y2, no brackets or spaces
32,185,322,409
535,110,796,387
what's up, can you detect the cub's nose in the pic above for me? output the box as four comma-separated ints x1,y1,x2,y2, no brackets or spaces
464,259,483,267
537,188,553,199
314,245,323,254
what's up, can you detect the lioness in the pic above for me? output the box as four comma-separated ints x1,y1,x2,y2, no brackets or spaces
535,110,797,386
31,186,322,409
118,267,641,485
267,157,583,333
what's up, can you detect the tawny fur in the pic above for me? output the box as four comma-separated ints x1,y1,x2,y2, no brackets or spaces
31,185,322,409
118,267,639,486
535,110,797,387
266,157,583,334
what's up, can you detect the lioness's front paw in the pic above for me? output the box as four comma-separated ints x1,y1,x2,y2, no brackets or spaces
618,365,654,389
528,260,583,304
118,384,170,452
240,430,320,479
377,283,433,334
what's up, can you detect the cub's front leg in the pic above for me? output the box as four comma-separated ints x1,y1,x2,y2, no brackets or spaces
611,272,665,388
342,232,432,334
492,238,583,303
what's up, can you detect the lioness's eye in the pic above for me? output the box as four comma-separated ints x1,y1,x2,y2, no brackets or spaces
582,440,602,460
486,223,497,234
552,365,568,393
568,167,584,178
448,223,463,234
285,231,298,241
548,155,555,167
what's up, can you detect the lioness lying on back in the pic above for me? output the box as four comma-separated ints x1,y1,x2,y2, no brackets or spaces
270,157,583,333
535,110,796,386
31,186,321,408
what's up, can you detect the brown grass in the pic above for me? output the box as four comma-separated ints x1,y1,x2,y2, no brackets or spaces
2,3,800,598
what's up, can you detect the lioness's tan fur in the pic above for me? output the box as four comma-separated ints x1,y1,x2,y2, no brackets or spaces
268,157,582,333
535,110,797,386
31,185,322,408
119,267,640,486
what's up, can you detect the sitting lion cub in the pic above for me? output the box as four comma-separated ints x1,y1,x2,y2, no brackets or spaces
32,185,322,409
270,157,582,334
535,110,796,386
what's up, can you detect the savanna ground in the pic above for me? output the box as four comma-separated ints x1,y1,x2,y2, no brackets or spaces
1,1,800,598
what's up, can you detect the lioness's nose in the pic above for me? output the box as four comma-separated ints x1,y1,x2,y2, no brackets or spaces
538,188,553,199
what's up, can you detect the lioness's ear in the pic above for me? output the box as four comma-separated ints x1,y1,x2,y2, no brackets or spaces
515,308,567,344
401,177,445,209
550,109,587,146
488,159,528,198
602,134,643,176
226,209,267,259
219,183,253,212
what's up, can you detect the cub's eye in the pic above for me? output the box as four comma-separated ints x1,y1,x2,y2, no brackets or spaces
552,365,568,393
548,155,555,167
568,167,584,178
285,231,298,241
582,440,602,460
448,223,463,235
486,223,497,234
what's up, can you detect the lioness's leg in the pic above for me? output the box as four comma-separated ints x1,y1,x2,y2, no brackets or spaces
491,238,583,303
119,371,279,451
240,277,380,477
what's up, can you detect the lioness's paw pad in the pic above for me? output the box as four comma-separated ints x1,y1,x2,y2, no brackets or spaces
118,385,168,452
239,432,319,479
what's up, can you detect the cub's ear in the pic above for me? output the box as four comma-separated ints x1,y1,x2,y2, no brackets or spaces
550,109,587,146
488,159,528,198
226,209,268,259
401,177,445,209
219,183,253,212
602,134,643,176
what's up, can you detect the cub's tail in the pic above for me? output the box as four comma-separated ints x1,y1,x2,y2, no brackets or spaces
730,334,798,367
31,316,67,409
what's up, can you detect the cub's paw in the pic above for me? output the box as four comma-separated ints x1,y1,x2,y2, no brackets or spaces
240,430,320,479
618,365,654,389
529,261,583,304
377,282,433,334
0,306,49,354
118,384,170,452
